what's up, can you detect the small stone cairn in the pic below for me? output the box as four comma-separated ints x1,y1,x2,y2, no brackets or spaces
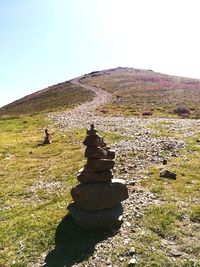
43,129,51,144
67,124,129,228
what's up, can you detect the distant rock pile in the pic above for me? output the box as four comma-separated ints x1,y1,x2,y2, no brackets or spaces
43,129,51,144
68,124,129,228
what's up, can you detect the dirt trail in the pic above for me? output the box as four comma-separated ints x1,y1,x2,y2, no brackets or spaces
50,78,200,137
44,78,200,267
70,77,112,114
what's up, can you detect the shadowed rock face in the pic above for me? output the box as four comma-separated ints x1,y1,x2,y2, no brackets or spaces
85,146,108,159
77,168,113,184
160,169,177,179
86,159,115,172
71,179,128,211
67,124,128,228
83,135,101,147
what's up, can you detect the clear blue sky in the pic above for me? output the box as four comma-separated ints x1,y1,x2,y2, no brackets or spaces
1,0,200,107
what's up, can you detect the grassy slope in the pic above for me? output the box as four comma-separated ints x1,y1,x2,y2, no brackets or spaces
81,68,200,118
0,115,124,266
135,125,200,267
0,69,200,266
0,81,95,116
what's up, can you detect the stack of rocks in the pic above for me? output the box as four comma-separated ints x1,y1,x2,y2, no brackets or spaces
68,124,129,228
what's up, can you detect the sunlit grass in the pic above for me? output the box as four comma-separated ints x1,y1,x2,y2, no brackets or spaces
0,114,124,266
137,129,200,265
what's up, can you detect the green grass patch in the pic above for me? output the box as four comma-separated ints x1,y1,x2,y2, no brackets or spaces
137,129,200,265
0,114,126,266
0,115,83,266
190,205,200,223
143,204,180,238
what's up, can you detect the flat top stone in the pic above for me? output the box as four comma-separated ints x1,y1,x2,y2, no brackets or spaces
111,178,126,185
86,158,115,171
85,146,108,159
71,179,129,211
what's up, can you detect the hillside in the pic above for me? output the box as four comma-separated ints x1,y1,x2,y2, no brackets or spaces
80,67,200,118
1,67,200,118
0,67,200,266
0,81,94,116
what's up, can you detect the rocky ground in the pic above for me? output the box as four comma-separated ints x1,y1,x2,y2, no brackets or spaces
42,79,200,266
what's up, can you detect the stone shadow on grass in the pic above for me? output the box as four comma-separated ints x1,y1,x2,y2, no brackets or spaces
44,214,117,267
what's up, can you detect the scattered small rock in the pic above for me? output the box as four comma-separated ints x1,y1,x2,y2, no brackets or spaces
160,170,177,180
173,107,190,116
128,257,136,266
171,250,183,257
129,247,136,256
126,222,131,227
127,180,136,186
142,111,152,116
119,256,124,261
162,159,167,165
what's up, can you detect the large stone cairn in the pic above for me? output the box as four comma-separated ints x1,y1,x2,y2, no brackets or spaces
67,124,129,228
